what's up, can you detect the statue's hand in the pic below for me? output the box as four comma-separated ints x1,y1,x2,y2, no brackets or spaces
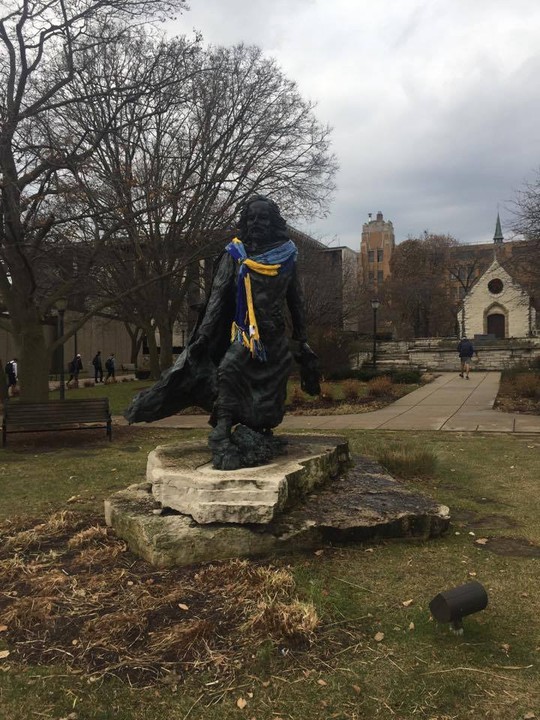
295,340,321,396
300,341,316,357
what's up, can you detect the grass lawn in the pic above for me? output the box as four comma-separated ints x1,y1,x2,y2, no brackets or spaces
42,375,426,417
48,379,152,416
0,425,539,719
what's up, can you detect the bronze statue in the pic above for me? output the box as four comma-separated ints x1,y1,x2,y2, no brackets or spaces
125,195,320,469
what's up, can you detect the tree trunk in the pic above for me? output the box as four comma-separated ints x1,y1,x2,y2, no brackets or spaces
0,356,8,402
145,328,161,379
18,322,51,402
124,323,144,365
157,320,174,371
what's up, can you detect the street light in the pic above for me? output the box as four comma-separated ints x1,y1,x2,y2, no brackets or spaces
56,297,67,400
371,298,380,369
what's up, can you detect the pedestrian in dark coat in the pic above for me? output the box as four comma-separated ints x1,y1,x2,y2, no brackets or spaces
68,354,83,386
92,351,103,383
457,336,475,379
105,353,116,382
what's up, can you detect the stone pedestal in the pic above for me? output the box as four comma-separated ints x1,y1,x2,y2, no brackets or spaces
147,435,350,524
105,435,450,568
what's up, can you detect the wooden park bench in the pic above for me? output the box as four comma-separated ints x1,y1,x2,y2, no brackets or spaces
2,398,112,447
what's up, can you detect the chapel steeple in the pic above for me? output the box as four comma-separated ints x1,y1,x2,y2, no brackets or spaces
493,212,504,244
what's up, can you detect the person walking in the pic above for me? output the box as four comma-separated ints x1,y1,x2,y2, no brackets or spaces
68,353,83,387
105,353,116,383
92,351,103,383
457,336,475,379
5,358,18,396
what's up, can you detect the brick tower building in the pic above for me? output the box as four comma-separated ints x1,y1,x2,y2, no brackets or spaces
360,211,395,290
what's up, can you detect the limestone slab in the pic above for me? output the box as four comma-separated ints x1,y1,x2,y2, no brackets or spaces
148,435,351,524
105,454,450,568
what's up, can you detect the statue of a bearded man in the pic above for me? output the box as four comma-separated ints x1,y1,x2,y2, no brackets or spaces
125,195,320,469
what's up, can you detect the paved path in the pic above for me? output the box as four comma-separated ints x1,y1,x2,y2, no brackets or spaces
116,372,540,434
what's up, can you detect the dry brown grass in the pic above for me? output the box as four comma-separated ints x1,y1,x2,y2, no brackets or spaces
0,513,317,684
319,380,337,400
367,375,394,397
341,378,362,400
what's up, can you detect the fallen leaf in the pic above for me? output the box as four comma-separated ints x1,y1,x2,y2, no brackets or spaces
71,639,79,646
523,713,536,719
247,692,253,698
501,643,511,652
409,622,415,631
352,684,361,694
0,626,7,633
236,697,247,709
261,680,271,688
475,538,489,545
314,549,324,556
317,679,327,686
468,571,477,577
402,599,413,607
0,651,10,659
374,632,385,642
178,603,189,611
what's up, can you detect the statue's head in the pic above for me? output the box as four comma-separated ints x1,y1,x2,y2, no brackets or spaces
238,195,288,248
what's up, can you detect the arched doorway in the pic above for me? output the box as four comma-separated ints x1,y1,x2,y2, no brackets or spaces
487,313,505,339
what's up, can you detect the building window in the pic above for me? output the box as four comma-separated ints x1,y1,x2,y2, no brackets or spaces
368,250,375,263
377,249,383,262
368,271,374,284
488,278,504,294
377,270,384,284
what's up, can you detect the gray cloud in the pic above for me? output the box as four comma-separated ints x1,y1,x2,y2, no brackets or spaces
171,0,540,250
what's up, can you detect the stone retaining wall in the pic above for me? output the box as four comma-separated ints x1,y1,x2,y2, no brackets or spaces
408,345,540,371
375,339,540,371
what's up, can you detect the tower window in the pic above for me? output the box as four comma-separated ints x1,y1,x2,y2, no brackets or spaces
377,249,384,262
368,250,374,263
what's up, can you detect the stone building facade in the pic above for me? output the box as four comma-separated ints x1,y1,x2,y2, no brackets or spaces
459,258,537,338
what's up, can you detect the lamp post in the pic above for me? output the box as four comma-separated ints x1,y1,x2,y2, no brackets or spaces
371,298,380,369
56,298,67,400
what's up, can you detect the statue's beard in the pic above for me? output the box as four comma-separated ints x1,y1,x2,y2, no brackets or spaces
246,225,271,248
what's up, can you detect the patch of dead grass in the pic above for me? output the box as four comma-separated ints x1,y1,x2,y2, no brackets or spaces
0,512,318,685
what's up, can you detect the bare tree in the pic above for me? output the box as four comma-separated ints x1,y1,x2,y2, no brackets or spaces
0,0,187,400
511,168,540,242
73,42,337,374
387,233,458,338
510,169,540,297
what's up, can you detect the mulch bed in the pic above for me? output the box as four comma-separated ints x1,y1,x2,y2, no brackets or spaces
0,511,319,685
494,396,540,415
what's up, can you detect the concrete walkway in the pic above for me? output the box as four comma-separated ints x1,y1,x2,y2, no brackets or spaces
116,372,540,434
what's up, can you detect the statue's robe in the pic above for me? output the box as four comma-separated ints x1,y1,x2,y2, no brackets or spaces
124,239,306,430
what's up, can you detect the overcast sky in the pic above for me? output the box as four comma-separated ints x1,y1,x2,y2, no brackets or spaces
170,0,540,251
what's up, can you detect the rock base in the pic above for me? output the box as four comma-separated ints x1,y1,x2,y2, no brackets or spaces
105,437,450,568
147,435,351,524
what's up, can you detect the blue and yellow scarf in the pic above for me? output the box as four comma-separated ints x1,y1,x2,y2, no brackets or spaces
225,237,298,361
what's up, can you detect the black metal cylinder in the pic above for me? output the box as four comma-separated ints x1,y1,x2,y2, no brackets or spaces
429,581,488,623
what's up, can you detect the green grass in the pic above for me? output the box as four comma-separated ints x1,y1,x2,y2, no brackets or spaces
48,379,152,415
1,429,539,719
44,376,422,417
